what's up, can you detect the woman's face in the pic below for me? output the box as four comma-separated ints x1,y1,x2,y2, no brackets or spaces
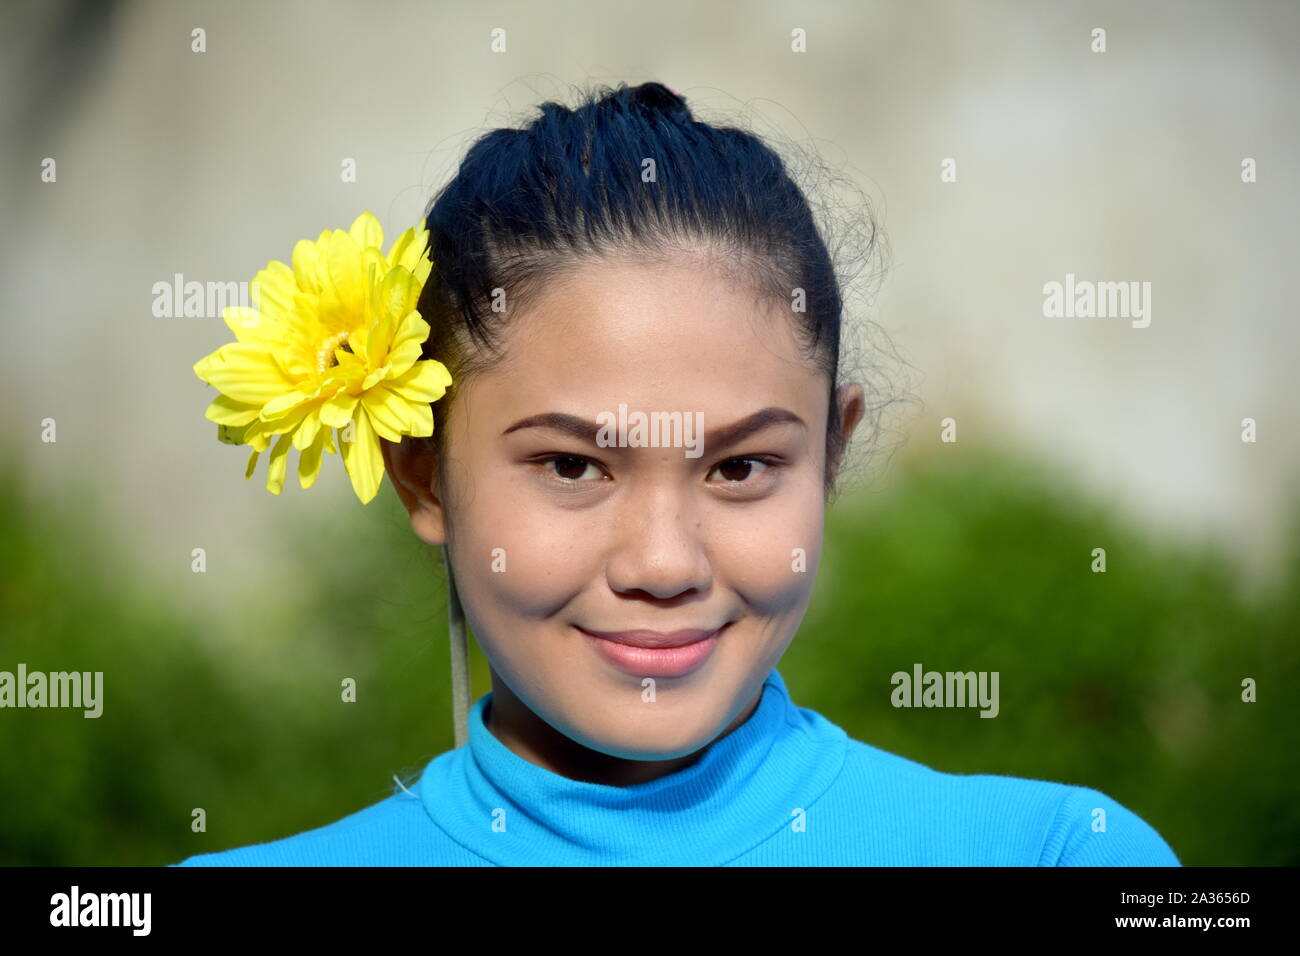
386,255,863,765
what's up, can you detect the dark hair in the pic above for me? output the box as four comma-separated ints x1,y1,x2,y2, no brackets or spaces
415,80,887,496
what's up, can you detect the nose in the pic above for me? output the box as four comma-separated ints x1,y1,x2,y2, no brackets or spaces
604,485,713,601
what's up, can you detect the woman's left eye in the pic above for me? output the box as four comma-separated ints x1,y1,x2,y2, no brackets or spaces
707,457,772,483
540,455,605,482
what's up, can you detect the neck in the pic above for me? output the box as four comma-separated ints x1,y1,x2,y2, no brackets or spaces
483,669,762,787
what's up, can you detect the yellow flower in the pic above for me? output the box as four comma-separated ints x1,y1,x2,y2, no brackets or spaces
193,211,452,504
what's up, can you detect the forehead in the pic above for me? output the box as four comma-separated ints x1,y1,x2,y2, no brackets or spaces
467,256,827,420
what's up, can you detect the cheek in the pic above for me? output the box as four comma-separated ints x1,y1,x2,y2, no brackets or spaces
708,486,826,616
450,483,599,622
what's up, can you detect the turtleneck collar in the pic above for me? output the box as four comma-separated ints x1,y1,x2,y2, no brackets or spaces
416,668,848,865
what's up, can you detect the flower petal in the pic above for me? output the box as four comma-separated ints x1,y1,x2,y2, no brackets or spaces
261,388,314,421
322,229,365,317
389,228,432,286
265,433,294,495
293,411,321,450
298,431,326,488
204,394,261,426
349,211,383,251
387,359,452,403
386,339,423,378
221,306,282,347
340,409,384,504
361,387,409,442
407,400,433,438
252,259,298,318
382,266,421,322
385,226,423,272
292,237,324,294
391,309,431,353
244,414,297,451
194,342,298,405
320,391,359,429
364,266,414,366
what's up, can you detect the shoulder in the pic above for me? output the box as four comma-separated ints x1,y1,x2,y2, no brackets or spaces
171,779,484,867
811,736,1180,865
1032,780,1181,866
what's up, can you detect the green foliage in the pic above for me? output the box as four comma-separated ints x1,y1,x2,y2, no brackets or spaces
0,446,1294,865
793,448,1300,866
0,461,461,865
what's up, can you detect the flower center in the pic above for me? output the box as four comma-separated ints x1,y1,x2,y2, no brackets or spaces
315,332,352,375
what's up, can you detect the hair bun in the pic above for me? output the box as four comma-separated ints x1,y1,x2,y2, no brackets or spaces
627,81,691,120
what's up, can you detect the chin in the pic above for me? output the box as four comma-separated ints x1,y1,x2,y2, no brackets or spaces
577,727,714,763
553,692,724,762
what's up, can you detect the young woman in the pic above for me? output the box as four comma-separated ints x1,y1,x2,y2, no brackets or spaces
178,81,1179,866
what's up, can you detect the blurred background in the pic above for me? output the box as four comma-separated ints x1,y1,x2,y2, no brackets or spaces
1,0,1296,866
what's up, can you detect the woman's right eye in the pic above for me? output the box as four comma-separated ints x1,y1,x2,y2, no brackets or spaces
539,454,605,482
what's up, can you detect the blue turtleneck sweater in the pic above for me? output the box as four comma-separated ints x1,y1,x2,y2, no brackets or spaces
173,669,1180,866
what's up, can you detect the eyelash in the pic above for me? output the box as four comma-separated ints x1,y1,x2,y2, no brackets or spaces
533,454,781,488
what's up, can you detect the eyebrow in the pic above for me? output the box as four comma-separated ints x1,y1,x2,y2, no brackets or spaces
501,407,806,449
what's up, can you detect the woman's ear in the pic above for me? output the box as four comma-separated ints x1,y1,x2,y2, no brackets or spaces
831,382,866,475
381,436,447,545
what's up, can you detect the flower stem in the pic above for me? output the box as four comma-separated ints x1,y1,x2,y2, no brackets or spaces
441,544,470,748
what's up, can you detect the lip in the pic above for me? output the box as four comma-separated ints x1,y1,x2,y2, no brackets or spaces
578,623,729,678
